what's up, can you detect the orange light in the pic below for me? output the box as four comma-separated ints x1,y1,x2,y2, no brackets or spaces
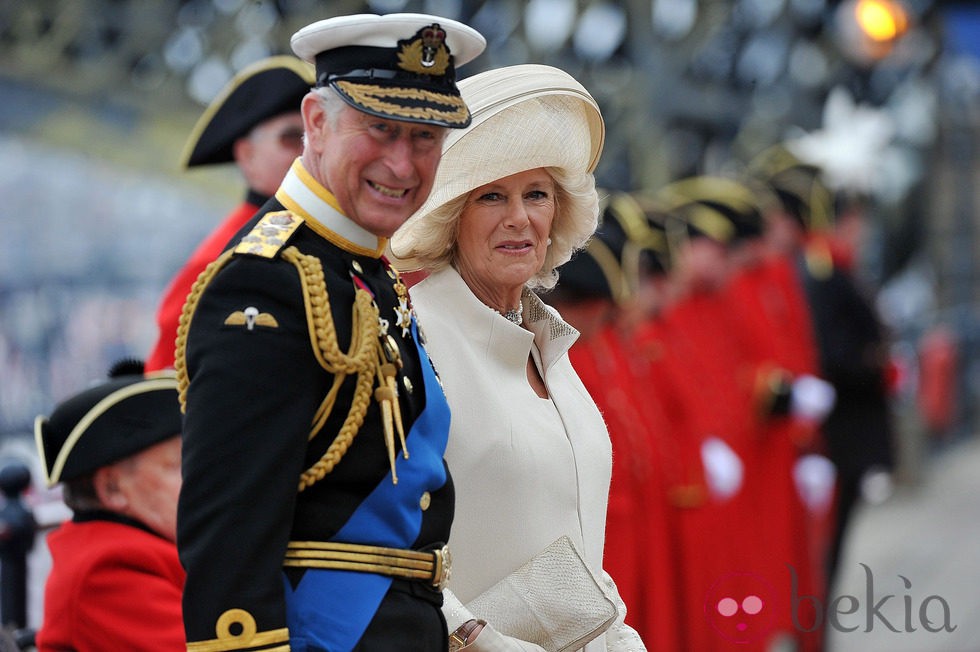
854,0,909,42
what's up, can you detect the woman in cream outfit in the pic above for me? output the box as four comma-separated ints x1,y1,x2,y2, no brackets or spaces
390,65,645,652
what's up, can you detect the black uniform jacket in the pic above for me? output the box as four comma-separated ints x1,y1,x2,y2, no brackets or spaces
177,161,454,651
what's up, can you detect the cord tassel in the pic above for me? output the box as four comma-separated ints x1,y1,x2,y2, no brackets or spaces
375,385,398,484
380,363,409,459
389,375,408,458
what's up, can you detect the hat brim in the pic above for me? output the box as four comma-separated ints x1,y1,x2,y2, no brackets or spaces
331,78,471,128
181,56,315,168
35,375,181,486
390,64,605,270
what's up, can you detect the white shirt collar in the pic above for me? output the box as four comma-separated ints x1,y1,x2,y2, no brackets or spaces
275,159,387,258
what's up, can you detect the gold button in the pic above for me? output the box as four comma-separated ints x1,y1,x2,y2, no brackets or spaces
402,376,414,394
351,260,363,273
419,491,431,511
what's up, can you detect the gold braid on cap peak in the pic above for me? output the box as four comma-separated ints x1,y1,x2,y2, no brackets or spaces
175,245,407,492
335,81,469,124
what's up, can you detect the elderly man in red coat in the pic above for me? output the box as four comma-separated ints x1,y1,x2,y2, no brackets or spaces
33,360,184,651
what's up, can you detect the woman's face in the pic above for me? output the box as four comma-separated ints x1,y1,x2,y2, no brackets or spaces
455,168,556,303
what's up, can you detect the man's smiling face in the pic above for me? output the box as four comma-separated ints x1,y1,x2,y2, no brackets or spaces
304,95,447,238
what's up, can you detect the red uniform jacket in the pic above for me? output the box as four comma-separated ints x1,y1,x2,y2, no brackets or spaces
569,324,682,650
723,258,827,650
146,197,262,372
36,515,185,652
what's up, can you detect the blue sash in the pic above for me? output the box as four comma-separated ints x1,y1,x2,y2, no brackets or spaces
284,319,451,650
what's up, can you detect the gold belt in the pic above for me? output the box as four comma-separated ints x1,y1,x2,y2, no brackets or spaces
284,541,451,590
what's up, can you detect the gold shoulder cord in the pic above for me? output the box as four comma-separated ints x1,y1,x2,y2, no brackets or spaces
174,246,409,492
281,247,408,490
175,249,235,411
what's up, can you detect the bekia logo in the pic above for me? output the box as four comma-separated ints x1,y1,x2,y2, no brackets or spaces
791,564,956,635
705,565,957,643
704,571,780,643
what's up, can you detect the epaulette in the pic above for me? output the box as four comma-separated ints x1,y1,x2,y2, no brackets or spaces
233,211,304,259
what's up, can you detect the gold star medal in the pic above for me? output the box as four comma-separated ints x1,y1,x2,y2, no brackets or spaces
392,275,413,338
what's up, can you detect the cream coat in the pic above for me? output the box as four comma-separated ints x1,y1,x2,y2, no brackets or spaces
411,267,644,652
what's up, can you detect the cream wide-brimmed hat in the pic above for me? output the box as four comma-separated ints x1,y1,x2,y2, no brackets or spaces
389,63,605,273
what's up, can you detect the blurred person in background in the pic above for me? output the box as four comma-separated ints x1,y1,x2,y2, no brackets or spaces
145,56,314,372
544,193,681,650
0,462,36,632
667,176,835,650
643,187,761,651
33,360,184,651
175,13,486,651
749,145,896,595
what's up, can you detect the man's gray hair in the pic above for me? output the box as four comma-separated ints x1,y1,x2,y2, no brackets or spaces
313,86,348,127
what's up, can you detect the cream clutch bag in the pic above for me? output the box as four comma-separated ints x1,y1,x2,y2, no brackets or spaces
466,535,618,652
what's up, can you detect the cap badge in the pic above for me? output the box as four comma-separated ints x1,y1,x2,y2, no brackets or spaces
397,24,450,76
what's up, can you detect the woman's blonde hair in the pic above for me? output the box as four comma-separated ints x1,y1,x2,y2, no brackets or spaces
401,166,598,290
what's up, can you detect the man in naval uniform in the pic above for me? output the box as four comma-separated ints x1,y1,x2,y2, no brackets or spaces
175,13,485,652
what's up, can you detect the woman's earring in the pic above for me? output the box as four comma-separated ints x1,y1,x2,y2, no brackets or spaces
547,238,553,246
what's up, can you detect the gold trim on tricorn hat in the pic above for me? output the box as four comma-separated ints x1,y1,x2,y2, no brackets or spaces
34,372,180,486
291,13,485,129
658,176,766,243
747,144,834,232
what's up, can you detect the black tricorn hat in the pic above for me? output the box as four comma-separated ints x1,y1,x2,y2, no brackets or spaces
551,225,626,304
658,176,765,244
180,55,315,169
552,192,667,305
291,13,485,129
746,144,834,232
34,362,181,486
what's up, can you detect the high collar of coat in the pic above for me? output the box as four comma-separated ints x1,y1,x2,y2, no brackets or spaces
412,266,579,374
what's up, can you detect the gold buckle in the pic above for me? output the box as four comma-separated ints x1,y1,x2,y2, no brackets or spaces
432,544,452,590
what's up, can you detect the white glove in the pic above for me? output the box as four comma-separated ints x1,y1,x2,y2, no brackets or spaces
700,436,744,501
599,571,647,651
463,623,549,652
790,374,836,422
861,466,894,505
792,454,837,514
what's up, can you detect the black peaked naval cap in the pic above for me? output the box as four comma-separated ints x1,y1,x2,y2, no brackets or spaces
181,56,315,169
291,13,486,129
34,370,181,486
